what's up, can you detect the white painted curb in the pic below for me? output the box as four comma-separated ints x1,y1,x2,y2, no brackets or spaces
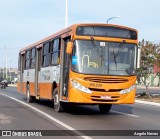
135,100,160,106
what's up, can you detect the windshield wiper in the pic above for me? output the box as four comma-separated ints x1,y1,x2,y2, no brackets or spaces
112,40,126,67
90,37,103,57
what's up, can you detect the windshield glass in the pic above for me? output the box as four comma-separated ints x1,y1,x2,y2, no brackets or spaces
71,40,136,76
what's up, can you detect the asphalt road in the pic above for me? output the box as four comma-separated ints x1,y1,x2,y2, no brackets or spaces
0,86,160,139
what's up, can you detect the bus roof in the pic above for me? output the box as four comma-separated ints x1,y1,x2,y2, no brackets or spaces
19,23,137,53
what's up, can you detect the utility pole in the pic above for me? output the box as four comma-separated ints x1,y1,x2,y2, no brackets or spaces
3,66,4,78
9,60,12,81
4,47,8,79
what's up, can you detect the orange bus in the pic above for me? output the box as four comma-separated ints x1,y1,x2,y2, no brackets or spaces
17,23,138,113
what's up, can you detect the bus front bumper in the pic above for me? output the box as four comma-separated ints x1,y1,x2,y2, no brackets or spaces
68,87,136,104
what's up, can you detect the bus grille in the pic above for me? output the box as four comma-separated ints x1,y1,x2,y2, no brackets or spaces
88,88,122,92
91,95,119,102
84,77,128,83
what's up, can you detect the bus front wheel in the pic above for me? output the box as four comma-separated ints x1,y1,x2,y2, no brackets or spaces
53,88,64,112
99,104,112,113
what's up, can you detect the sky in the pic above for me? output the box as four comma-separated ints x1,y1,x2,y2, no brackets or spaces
0,0,160,68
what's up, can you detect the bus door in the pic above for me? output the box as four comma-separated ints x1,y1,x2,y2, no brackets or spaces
20,53,25,92
59,36,71,101
35,46,42,99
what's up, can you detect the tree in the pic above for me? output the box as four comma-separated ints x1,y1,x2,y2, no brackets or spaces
154,43,160,86
138,40,160,98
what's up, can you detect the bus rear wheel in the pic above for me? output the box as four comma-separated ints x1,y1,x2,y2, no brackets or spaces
53,88,64,112
99,104,112,113
26,84,35,103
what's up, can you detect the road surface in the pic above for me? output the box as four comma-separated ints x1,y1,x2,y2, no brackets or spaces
0,86,160,139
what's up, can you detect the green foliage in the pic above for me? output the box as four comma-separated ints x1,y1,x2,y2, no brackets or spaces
155,44,160,67
138,40,160,98
138,40,160,85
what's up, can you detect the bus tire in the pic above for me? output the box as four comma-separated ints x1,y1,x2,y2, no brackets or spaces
26,84,34,103
99,104,112,113
53,88,64,112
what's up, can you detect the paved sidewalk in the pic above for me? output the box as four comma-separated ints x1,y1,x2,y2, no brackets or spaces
137,85,160,90
136,85,160,95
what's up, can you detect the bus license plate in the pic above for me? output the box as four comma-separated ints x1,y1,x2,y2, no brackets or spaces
101,96,111,99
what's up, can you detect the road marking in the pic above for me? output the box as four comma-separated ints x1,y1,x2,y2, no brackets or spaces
110,110,139,117
0,93,92,139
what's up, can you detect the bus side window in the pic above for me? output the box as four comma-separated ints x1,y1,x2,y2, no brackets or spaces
25,50,30,69
30,48,36,69
42,42,50,67
51,38,60,65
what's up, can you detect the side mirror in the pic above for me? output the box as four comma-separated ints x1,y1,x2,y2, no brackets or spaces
66,41,73,54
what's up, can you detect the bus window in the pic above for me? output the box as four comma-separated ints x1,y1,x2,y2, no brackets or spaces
25,50,30,69
42,42,50,67
51,38,60,65
30,48,36,69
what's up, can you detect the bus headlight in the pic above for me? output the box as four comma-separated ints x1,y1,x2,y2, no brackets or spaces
119,85,135,94
71,79,92,94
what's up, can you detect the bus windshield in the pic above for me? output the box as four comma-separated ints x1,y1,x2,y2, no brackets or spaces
71,40,136,76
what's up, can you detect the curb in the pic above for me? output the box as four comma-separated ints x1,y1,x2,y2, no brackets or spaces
135,100,160,107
